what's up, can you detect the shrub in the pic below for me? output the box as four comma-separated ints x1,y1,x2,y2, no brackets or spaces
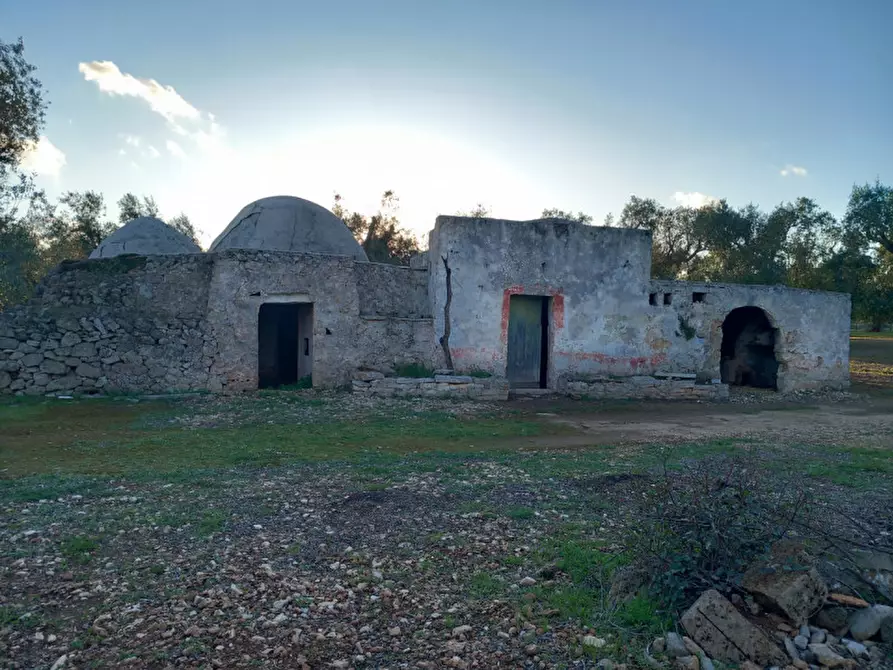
626,453,811,614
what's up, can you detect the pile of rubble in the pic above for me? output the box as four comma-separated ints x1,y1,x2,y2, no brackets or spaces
647,543,892,669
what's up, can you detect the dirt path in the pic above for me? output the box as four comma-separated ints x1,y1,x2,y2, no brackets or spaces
507,394,893,448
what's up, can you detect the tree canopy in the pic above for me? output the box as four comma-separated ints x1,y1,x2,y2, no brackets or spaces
332,190,419,265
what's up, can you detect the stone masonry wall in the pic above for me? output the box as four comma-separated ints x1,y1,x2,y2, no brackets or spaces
0,255,214,395
428,216,654,385
560,375,729,401
351,372,509,400
354,263,431,317
646,280,851,392
204,250,439,391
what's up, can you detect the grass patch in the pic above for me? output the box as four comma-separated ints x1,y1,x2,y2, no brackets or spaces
0,399,562,479
805,446,893,489
392,362,436,378
505,506,535,520
60,535,100,563
196,509,227,536
468,571,505,599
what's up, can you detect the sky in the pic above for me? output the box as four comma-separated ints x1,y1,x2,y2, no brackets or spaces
7,0,893,247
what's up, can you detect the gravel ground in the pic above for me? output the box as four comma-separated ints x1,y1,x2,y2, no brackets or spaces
3,388,892,669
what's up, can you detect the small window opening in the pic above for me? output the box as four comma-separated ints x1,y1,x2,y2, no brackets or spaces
649,293,658,306
304,337,310,356
663,293,673,305
692,292,706,303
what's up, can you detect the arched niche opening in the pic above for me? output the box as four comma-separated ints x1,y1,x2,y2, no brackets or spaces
720,306,778,389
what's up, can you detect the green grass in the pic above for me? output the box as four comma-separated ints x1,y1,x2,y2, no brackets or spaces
805,446,893,489
60,535,100,563
392,362,436,378
196,509,228,536
505,506,536,520
0,400,559,478
468,571,505,599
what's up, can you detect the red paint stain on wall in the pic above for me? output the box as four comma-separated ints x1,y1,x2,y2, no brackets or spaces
500,285,565,343
556,351,668,370
552,294,565,329
451,347,500,362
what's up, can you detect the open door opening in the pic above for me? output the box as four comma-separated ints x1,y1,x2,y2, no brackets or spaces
258,303,313,389
720,306,778,389
506,295,549,389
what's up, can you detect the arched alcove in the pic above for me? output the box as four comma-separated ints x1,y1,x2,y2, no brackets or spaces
720,307,779,389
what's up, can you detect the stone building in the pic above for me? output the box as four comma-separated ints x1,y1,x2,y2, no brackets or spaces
0,195,851,399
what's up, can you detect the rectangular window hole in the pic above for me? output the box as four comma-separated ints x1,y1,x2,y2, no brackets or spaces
649,293,658,306
663,293,672,305
692,292,706,303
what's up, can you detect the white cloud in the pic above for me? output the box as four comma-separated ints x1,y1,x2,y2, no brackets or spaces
672,191,719,209
166,140,187,159
78,61,199,122
119,133,161,161
21,135,67,177
81,60,229,161
780,164,808,177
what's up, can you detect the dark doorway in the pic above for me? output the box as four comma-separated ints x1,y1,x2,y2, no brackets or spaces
506,295,549,389
257,303,313,389
720,307,778,389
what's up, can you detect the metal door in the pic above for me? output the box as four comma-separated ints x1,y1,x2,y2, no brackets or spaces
507,295,547,388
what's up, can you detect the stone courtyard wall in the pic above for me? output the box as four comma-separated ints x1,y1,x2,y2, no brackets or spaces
559,374,729,401
0,255,214,395
355,263,430,317
646,280,851,392
0,250,442,396
0,225,852,397
351,372,509,400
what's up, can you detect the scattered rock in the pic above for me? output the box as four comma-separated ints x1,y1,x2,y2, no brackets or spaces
583,635,606,648
673,655,699,670
815,607,850,636
682,636,704,657
809,629,825,644
807,643,853,668
843,639,868,658
665,632,689,658
793,635,808,650
451,625,472,638
651,637,666,654
783,636,800,661
742,543,827,625
680,590,787,666
848,604,893,641
519,576,537,587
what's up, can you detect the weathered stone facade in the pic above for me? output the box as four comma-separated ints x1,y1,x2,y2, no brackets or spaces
0,201,852,398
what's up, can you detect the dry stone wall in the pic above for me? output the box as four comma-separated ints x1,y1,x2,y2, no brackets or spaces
0,254,215,395
560,374,729,401
351,372,509,400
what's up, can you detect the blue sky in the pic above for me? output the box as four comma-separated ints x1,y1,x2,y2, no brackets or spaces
8,0,893,246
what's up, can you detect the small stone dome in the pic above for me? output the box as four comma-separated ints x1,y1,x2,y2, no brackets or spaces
89,217,201,259
209,196,368,261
